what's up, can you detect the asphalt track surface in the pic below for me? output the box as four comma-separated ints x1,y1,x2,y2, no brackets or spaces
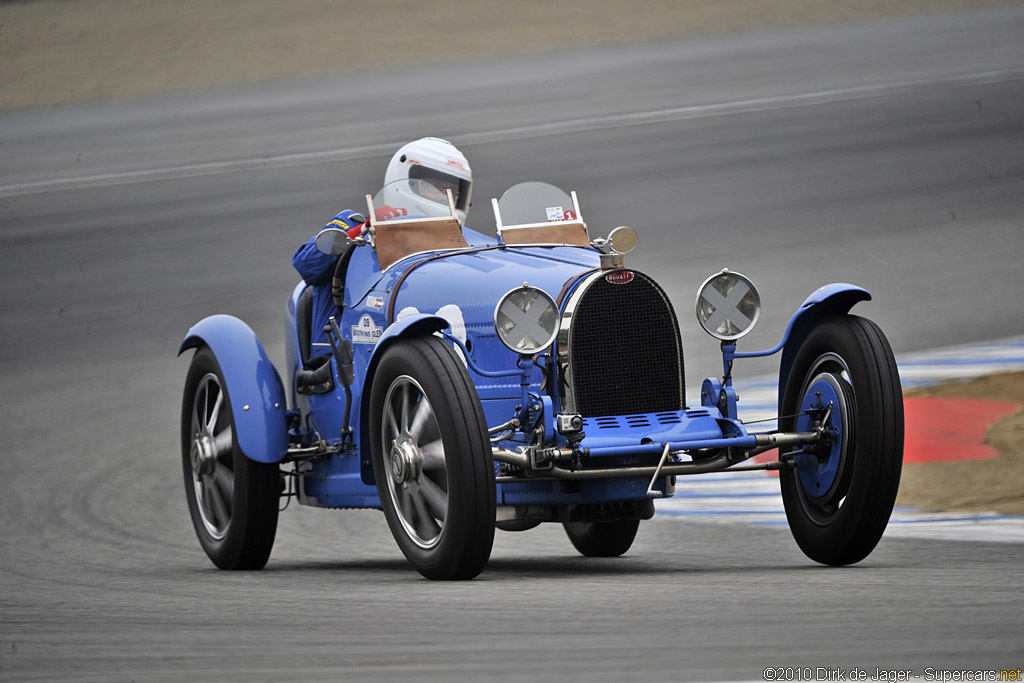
2,8,1024,682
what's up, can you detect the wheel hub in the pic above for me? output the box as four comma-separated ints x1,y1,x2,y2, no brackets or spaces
795,372,849,501
191,433,218,477
389,436,422,484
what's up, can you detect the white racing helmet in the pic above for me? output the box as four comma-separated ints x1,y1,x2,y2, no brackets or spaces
383,137,473,224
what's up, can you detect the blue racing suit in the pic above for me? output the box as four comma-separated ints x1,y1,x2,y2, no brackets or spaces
292,209,365,363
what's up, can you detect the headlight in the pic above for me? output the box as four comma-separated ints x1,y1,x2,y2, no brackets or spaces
695,269,761,340
494,285,559,355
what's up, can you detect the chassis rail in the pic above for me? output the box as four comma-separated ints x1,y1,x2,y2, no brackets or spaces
492,429,815,484
492,456,795,484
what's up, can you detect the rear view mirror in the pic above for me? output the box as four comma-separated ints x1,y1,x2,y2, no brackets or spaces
314,227,353,255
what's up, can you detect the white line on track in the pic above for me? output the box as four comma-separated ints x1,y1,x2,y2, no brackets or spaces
1,68,1021,199
657,335,1024,543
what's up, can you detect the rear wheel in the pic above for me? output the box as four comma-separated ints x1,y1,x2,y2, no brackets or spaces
369,336,495,580
181,346,280,569
779,315,903,565
563,519,640,557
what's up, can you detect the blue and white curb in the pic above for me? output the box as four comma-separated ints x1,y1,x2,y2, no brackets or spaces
898,335,1024,389
655,335,1024,543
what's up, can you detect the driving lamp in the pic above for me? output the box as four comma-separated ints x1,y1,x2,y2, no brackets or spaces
695,269,761,341
607,226,638,254
494,285,559,355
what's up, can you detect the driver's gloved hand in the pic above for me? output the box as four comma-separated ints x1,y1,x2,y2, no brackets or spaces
373,206,408,222
338,206,409,239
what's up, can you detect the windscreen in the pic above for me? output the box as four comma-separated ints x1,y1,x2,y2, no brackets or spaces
495,181,578,227
372,179,460,222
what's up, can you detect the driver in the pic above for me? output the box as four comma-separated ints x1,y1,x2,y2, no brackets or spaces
380,136,473,225
292,137,473,362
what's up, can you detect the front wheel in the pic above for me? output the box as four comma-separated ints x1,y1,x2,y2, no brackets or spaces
779,314,903,566
369,336,495,580
563,519,640,557
181,346,280,569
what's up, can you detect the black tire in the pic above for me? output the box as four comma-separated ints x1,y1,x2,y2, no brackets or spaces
369,336,496,580
181,346,280,569
779,315,903,566
563,519,640,557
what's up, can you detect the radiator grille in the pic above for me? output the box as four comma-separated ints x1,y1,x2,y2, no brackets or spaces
566,270,685,417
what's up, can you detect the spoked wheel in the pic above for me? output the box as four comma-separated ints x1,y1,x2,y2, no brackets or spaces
563,519,640,557
779,314,903,566
181,346,279,569
370,336,495,580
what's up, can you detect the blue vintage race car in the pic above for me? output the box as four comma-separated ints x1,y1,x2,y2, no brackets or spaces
179,180,903,579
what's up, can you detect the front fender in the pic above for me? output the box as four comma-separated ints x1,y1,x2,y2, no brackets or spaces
777,283,871,407
179,315,288,464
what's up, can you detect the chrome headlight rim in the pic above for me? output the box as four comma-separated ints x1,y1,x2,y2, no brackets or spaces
695,269,762,341
493,284,560,355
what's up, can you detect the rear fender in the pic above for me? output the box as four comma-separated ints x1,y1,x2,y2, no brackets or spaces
777,284,871,407
357,314,449,481
179,314,288,464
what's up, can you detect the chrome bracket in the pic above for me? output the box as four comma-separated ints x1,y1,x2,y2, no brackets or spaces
645,443,673,499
